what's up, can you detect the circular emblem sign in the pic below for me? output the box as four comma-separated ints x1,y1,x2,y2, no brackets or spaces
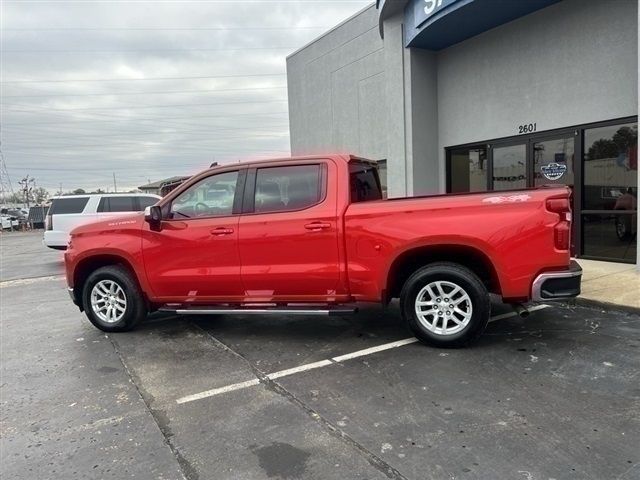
541,162,567,181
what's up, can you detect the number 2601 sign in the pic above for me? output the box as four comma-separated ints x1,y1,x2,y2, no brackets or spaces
518,123,537,134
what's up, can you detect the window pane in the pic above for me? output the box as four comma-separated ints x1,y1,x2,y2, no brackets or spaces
105,196,136,212
97,197,109,213
375,160,388,198
492,144,527,191
138,196,159,210
255,165,321,213
350,163,383,202
48,197,89,214
582,213,636,262
534,137,575,187
449,147,487,193
584,123,638,211
171,171,238,218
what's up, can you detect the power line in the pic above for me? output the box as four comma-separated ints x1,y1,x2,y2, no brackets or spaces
2,99,288,112
3,26,333,31
2,47,297,53
1,85,287,99
2,72,286,84
5,131,290,150
2,123,290,138
4,110,290,127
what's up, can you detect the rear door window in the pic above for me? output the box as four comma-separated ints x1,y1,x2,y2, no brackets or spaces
48,197,89,214
253,165,323,213
98,196,137,213
349,163,383,203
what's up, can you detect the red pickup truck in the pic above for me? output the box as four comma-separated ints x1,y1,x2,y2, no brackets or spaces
64,155,581,347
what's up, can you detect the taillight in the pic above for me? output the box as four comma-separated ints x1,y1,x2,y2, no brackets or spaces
546,197,571,250
554,221,570,250
46,214,53,230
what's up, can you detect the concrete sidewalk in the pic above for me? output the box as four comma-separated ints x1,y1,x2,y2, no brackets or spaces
576,259,640,312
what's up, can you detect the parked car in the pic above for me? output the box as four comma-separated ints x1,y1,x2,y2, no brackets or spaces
1,214,20,231
1,208,28,228
64,155,581,347
44,193,160,250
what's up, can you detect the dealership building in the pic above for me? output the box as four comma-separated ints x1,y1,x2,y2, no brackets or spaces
286,0,638,264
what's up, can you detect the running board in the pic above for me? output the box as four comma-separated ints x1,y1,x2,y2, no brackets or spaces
158,305,358,316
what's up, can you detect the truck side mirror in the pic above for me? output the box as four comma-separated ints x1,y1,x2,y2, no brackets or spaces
144,205,163,231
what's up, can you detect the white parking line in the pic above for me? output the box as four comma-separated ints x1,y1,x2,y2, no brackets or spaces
175,304,550,405
266,359,334,380
331,337,419,362
0,275,65,288
176,379,261,404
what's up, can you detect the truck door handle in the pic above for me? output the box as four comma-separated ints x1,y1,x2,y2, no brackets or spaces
304,222,331,231
210,227,234,236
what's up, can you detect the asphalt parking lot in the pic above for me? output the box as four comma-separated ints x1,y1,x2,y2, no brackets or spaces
1,231,639,480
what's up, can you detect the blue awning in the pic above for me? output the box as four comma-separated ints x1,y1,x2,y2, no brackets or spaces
403,0,562,50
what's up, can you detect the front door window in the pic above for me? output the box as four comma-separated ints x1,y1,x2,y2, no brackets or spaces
170,171,238,219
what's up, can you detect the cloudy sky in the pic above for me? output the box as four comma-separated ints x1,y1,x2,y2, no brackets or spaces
1,0,372,193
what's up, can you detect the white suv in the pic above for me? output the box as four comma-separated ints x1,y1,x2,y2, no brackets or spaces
44,193,161,250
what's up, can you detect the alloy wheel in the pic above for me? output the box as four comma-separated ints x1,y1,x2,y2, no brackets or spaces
414,280,473,336
90,279,127,324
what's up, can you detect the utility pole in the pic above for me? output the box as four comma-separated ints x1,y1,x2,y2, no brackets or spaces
112,172,118,193
58,183,63,196
18,175,35,208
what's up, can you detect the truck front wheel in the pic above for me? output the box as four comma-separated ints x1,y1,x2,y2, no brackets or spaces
82,265,147,332
400,262,490,348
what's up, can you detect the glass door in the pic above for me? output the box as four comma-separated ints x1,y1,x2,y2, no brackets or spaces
531,133,578,254
533,135,575,188
490,142,527,190
581,122,637,263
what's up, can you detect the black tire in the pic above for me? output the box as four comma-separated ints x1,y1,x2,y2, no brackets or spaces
400,262,491,348
615,215,632,241
82,265,147,332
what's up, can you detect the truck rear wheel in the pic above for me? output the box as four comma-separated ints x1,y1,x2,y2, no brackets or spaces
400,262,490,348
82,265,147,332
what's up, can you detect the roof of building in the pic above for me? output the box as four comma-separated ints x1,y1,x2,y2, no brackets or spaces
287,3,376,59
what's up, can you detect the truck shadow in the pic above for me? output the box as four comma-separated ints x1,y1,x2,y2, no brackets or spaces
132,302,591,353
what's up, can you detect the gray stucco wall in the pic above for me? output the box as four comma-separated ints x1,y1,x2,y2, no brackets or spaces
287,5,387,160
405,48,439,195
435,0,638,179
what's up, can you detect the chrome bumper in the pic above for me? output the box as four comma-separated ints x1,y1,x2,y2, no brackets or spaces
532,260,582,302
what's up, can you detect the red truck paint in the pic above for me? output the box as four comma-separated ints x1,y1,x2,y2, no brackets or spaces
64,155,581,345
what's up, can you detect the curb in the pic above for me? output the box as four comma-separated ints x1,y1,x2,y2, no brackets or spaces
569,297,640,315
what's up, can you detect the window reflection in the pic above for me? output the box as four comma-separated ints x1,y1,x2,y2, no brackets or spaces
492,144,527,191
449,147,487,193
582,122,637,262
584,123,637,211
582,213,637,262
534,137,574,187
